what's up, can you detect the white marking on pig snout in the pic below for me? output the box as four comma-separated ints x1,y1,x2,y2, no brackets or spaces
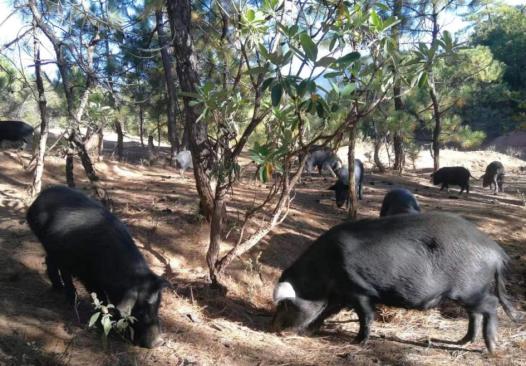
273,281,296,304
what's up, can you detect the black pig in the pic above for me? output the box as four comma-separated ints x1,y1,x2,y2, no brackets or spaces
379,188,421,217
26,186,169,348
0,120,34,149
431,166,475,195
272,212,515,353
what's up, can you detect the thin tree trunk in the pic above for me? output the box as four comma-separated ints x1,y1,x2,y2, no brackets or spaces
347,124,358,220
114,120,124,160
167,0,214,220
430,3,441,172
30,24,49,197
66,151,75,187
156,9,179,158
157,114,161,147
139,104,145,147
207,194,225,284
374,138,385,173
392,0,405,173
430,83,441,171
373,121,385,172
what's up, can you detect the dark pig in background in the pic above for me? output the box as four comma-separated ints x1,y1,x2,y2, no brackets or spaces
379,188,421,217
431,166,476,195
0,120,34,149
26,186,169,348
481,161,505,194
328,159,364,207
271,212,516,353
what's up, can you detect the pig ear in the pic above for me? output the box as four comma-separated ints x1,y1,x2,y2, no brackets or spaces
273,281,296,304
147,277,170,305
117,288,138,316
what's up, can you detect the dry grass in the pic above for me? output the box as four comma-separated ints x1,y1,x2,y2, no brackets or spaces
0,141,525,365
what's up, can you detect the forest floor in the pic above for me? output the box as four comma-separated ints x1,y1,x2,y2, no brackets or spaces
1,139,526,366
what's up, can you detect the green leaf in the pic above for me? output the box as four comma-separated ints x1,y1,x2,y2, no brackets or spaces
376,3,389,12
271,84,283,107
324,71,341,78
296,79,308,97
417,72,429,88
369,10,382,28
299,33,318,61
336,51,360,66
341,84,356,96
307,80,317,93
315,56,336,67
101,315,112,336
262,77,275,92
246,9,255,22
88,312,100,328
381,17,400,32
329,36,337,52
258,44,269,59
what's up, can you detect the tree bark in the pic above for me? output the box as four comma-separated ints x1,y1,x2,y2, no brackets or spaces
430,3,441,172
114,120,124,160
392,0,405,173
167,0,214,220
374,138,385,173
30,24,49,197
347,124,358,220
65,152,75,187
156,9,180,158
430,82,441,171
139,104,145,147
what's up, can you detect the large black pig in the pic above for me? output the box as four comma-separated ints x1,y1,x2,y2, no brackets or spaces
271,212,515,353
26,186,169,348
0,120,34,149
431,166,475,195
379,188,421,217
328,159,364,207
481,161,505,194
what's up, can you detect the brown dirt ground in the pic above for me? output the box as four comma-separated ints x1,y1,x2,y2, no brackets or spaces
0,140,525,366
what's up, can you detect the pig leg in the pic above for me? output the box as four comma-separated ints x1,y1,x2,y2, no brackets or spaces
59,268,76,305
458,311,482,344
469,293,498,353
307,301,344,332
493,176,498,195
352,295,375,344
45,255,63,290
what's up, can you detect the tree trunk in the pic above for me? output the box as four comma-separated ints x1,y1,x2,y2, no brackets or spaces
114,120,124,160
156,9,180,158
373,121,385,173
347,124,358,220
157,114,161,147
66,151,75,187
392,0,405,173
30,25,49,197
430,3,441,172
430,83,441,171
207,194,225,284
167,0,214,220
139,104,145,147
374,138,385,173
